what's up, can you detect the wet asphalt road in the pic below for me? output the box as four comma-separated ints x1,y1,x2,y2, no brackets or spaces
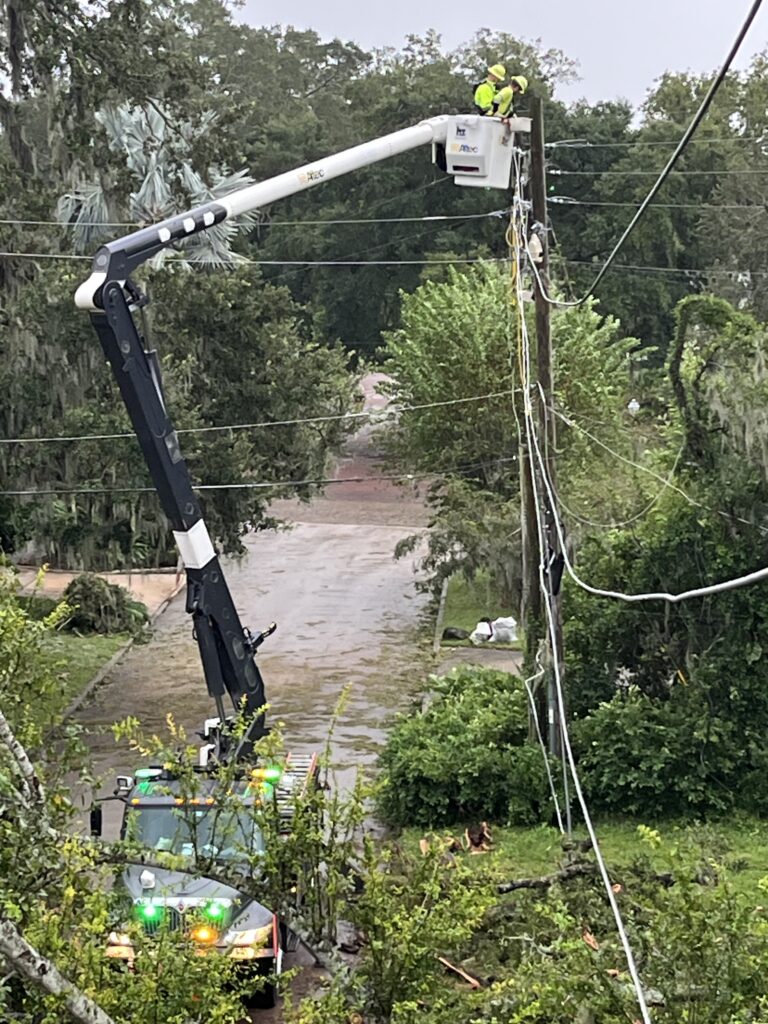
78,518,430,801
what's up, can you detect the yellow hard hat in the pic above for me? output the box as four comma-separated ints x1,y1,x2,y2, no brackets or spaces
488,64,507,80
511,75,528,93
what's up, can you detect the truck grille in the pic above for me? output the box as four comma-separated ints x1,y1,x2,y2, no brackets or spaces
141,906,182,935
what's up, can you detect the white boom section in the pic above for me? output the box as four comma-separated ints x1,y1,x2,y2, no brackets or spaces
74,113,529,311
222,116,451,217
75,116,451,310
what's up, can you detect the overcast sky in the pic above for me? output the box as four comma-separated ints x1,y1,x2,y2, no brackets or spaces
237,1,768,107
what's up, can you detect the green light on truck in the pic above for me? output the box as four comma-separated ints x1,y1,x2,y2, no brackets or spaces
138,903,162,922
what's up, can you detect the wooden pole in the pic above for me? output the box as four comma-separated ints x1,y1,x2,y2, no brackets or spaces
529,96,565,762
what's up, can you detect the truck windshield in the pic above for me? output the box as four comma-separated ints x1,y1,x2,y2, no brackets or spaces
127,805,264,861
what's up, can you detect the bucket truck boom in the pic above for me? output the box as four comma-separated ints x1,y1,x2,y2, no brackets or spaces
75,113,528,760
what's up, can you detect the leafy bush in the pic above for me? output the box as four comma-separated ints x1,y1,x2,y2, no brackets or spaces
62,573,149,634
16,594,59,620
378,667,558,826
574,688,744,818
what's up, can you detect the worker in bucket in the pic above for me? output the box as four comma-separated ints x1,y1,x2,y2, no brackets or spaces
473,64,507,115
493,75,529,117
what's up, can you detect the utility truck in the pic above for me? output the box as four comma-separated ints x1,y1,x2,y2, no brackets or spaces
80,112,527,1005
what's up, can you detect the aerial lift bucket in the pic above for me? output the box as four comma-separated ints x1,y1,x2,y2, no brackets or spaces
441,114,532,189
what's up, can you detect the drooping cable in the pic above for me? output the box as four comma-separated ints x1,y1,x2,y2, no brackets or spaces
509,158,653,1024
553,405,768,536
521,654,565,834
549,444,685,531
529,395,768,603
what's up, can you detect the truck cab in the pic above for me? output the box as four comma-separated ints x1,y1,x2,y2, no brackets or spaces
97,755,317,1007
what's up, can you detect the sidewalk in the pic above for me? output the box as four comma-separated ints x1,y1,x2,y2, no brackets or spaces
436,646,523,676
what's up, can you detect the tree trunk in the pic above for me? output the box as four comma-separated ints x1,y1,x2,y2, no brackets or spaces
0,919,116,1024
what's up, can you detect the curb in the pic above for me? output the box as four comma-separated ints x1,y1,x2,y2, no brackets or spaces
432,576,449,656
61,577,185,720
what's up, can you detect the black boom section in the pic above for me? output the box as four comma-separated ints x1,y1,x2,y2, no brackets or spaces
91,280,267,744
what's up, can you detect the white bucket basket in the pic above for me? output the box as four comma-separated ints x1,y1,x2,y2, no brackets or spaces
444,114,531,190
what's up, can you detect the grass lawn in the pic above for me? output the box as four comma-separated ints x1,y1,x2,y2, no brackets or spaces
404,817,768,896
441,572,521,648
42,631,131,720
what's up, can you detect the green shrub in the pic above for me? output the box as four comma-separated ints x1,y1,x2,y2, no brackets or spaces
574,689,739,817
16,594,59,620
62,573,149,635
378,667,557,827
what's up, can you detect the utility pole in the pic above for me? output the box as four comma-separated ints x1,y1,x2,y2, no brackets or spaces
528,96,565,762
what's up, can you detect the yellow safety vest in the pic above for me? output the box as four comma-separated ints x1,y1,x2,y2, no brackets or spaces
493,85,515,116
473,80,497,114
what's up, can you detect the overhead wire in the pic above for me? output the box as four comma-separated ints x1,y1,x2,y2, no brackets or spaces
553,405,768,536
508,153,653,1024
0,454,519,498
551,197,768,212
548,441,686,531
0,387,514,445
562,259,766,278
531,396,768,605
539,0,766,307
0,249,507,267
547,135,767,150
0,209,509,229
550,167,768,177
521,655,565,834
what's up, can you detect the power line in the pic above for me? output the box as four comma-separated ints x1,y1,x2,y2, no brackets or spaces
0,209,509,229
0,251,91,261
550,443,685,530
522,657,565,834
550,168,768,177
0,454,519,497
0,249,507,266
263,212,476,285
542,0,766,307
547,135,767,150
551,197,768,212
552,406,768,536
0,218,137,228
532,400,768,605
190,257,504,267
0,388,514,445
563,259,767,278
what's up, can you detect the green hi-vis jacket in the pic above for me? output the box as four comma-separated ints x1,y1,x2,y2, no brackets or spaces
473,79,498,114
493,85,516,116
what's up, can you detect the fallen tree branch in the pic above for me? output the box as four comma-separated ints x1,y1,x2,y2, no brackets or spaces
498,862,597,894
0,919,116,1024
438,956,481,988
0,708,45,806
